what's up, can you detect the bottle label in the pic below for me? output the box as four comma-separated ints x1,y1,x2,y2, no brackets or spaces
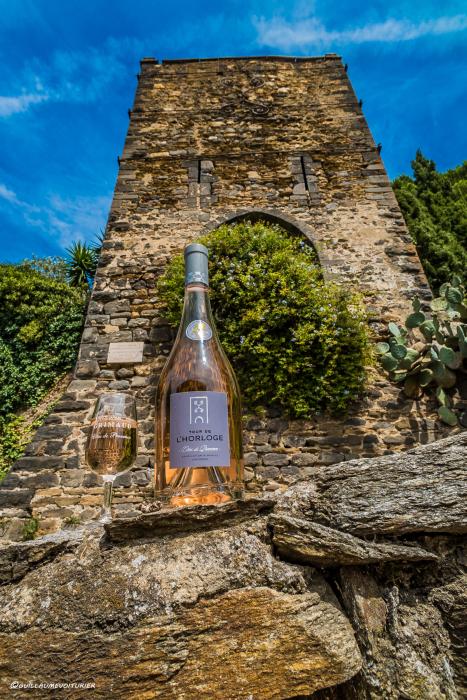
185,320,213,341
170,391,230,468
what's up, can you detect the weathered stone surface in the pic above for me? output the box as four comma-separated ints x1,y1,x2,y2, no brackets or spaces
105,496,275,543
429,569,467,696
0,520,361,699
276,431,467,536
336,564,461,700
0,528,83,585
270,514,438,566
1,433,467,697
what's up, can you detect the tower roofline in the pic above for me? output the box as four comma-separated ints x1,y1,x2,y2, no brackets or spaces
140,54,342,67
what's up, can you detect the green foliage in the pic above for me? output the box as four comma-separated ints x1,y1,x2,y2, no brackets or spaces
393,151,467,291
0,417,28,480
0,263,86,419
158,221,371,418
0,406,59,482
377,276,467,425
21,256,68,282
65,240,100,288
22,517,39,541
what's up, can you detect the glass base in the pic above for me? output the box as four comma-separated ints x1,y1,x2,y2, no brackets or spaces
156,481,244,508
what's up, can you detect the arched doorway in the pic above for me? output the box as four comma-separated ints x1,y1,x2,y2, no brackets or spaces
200,208,322,266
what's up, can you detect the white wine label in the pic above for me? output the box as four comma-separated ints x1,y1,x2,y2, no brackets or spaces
170,391,230,468
185,319,213,341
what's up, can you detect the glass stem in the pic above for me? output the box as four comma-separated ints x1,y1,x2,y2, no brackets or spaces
101,475,115,523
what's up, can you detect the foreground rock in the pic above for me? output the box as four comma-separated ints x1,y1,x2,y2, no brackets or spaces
105,495,275,543
0,515,361,699
275,431,467,537
0,432,465,699
270,514,438,566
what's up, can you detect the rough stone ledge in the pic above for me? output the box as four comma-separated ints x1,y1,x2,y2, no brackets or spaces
270,514,439,567
0,528,84,585
105,496,276,543
275,430,467,536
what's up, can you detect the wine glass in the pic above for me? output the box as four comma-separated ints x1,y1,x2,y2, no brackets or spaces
85,393,138,523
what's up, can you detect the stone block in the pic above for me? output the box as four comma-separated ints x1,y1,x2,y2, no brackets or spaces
0,489,34,507
23,472,60,489
256,465,281,479
81,327,98,343
383,435,405,446
60,470,84,488
103,300,131,315
54,400,90,413
267,418,288,432
67,380,97,392
132,470,150,486
0,473,20,488
245,417,266,431
99,370,115,379
35,425,72,441
318,452,345,465
65,456,80,470
83,473,100,487
131,376,150,387
280,465,300,477
244,452,259,466
283,435,307,448
114,472,133,488
262,453,289,467
116,368,134,379
13,456,65,473
253,432,269,446
108,380,130,390
133,329,149,341
290,453,319,467
76,360,100,378
149,326,172,342
363,434,379,444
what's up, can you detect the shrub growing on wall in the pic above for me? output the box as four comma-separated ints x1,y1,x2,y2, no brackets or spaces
157,221,371,418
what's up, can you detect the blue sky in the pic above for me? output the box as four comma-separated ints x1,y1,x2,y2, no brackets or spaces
1,1,466,262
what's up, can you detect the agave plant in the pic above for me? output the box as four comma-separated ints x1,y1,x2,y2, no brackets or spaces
376,276,467,425
65,239,101,288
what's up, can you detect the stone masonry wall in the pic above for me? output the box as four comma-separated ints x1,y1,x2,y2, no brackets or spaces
0,55,451,540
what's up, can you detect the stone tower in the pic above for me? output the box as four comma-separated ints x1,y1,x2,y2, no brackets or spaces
1,55,444,540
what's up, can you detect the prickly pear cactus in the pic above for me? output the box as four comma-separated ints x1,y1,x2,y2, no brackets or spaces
377,276,467,425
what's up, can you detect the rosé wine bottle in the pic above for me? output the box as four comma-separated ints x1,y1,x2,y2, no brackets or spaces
155,243,244,507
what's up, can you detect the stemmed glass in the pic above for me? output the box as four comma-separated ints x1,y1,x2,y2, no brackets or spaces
85,393,138,523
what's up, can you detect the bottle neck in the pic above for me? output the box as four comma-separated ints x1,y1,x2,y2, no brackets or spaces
181,283,214,327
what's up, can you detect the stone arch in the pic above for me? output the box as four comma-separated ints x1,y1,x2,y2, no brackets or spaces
199,208,324,266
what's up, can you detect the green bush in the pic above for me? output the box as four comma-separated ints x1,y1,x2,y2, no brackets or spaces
0,416,31,481
393,151,467,292
157,221,371,418
0,263,86,419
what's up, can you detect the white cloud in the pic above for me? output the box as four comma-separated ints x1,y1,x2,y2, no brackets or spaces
0,35,146,118
255,14,467,49
0,92,48,117
45,193,111,248
0,183,20,204
0,182,111,249
0,183,40,212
